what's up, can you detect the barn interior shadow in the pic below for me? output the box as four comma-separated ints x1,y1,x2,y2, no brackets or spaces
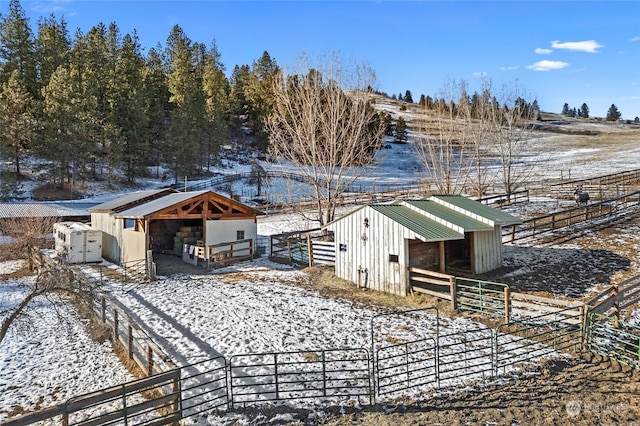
471,245,631,298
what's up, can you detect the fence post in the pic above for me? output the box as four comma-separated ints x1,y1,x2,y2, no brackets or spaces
274,353,280,400
450,277,457,311
504,287,511,323
128,325,134,360
147,345,153,376
307,234,313,268
613,285,620,329
171,370,181,425
113,310,119,345
269,236,273,258
101,296,106,323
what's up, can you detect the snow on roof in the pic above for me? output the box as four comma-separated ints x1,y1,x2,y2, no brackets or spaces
89,189,174,213
0,202,92,219
113,190,210,219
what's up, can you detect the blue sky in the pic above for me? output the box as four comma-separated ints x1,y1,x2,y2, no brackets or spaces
7,0,640,119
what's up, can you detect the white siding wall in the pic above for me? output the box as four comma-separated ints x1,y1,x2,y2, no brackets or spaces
326,207,412,297
206,218,257,252
122,229,146,264
471,226,503,273
91,212,124,263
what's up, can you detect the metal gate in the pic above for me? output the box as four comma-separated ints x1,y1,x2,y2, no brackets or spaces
376,338,437,397
496,307,583,374
229,348,371,406
588,313,640,369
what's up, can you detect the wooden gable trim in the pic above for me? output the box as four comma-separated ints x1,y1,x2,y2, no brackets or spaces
146,192,258,220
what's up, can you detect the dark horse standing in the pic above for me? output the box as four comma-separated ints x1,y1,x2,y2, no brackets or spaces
574,186,590,205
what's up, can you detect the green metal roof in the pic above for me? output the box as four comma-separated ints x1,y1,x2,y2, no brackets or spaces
402,200,495,231
430,195,522,226
370,205,463,242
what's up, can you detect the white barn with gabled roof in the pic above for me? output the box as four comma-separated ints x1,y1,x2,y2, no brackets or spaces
323,195,521,296
89,189,263,267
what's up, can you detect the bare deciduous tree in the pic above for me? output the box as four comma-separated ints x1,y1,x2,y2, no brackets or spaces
414,78,539,199
0,216,77,345
265,52,385,226
490,81,538,197
414,80,472,195
0,216,57,261
0,266,74,344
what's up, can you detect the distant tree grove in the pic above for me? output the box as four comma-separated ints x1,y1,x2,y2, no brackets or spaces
0,0,283,189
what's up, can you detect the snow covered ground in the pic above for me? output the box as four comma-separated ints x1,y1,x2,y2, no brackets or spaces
0,261,136,422
1,102,638,423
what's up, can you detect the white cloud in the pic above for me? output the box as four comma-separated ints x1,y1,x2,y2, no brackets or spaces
500,65,519,71
551,40,603,53
631,36,640,42
472,71,488,78
526,60,570,72
535,48,552,54
30,0,74,15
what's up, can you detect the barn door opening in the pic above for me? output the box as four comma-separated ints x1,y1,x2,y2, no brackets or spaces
444,233,472,274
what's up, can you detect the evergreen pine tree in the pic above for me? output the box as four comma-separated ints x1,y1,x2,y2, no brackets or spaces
404,90,413,104
580,103,589,118
0,70,36,177
35,14,70,96
394,116,408,143
606,104,621,121
0,0,37,96
561,103,571,116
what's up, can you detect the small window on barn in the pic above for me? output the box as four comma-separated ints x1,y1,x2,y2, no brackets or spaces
124,219,134,229
236,230,245,240
339,243,347,252
389,254,399,263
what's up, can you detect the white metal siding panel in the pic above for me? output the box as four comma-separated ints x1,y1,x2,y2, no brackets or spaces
327,207,410,296
91,212,122,263
122,229,146,264
206,218,257,250
472,227,503,273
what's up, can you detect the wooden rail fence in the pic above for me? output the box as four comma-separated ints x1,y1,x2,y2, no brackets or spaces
503,191,640,243
407,267,638,327
14,250,179,426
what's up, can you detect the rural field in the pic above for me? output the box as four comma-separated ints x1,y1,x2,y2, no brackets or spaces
1,107,640,425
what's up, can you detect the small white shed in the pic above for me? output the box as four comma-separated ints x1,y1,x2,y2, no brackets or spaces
324,195,522,296
54,222,103,263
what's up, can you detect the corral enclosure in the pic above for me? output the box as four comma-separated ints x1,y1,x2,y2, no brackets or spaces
1,107,640,424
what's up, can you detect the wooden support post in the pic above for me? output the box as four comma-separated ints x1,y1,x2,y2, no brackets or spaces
613,285,620,329
504,287,511,323
307,234,313,268
101,297,106,323
113,310,119,342
128,325,134,359
450,277,457,311
147,345,154,376
439,241,446,273
171,372,181,423
269,236,273,258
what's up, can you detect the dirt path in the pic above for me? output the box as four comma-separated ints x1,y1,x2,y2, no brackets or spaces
315,355,638,425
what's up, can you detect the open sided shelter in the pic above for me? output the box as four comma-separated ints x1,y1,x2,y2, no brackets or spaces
323,195,521,296
89,189,263,268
